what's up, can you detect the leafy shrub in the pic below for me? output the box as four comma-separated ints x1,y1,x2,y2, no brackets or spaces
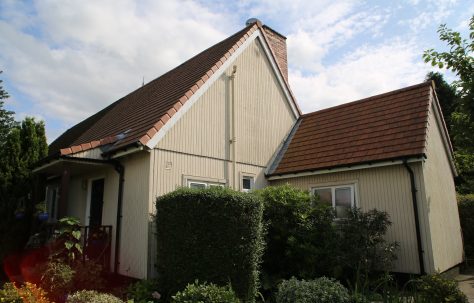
416,273,467,303
0,282,51,303
458,194,474,257
126,279,161,302
66,290,123,303
40,261,75,300
155,187,264,302
255,185,339,290
0,282,22,303
172,280,239,303
52,217,83,264
338,208,398,291
73,261,105,291
275,277,350,303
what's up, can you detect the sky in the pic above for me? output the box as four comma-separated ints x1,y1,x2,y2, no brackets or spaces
0,0,473,142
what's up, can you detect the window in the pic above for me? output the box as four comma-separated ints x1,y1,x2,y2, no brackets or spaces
241,175,254,192
312,184,355,219
187,180,225,189
46,185,59,222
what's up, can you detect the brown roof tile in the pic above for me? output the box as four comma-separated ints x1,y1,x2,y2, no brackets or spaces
269,82,434,176
48,23,262,156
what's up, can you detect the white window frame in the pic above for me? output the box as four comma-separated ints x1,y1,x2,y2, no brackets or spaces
240,172,255,193
312,184,356,219
184,175,226,189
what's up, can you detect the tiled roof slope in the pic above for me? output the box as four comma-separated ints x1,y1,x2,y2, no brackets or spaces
269,82,434,176
49,23,260,156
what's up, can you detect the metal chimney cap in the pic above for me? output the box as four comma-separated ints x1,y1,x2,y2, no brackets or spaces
245,18,261,26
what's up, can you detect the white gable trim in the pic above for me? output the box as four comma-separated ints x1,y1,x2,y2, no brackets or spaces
429,90,457,176
145,29,300,149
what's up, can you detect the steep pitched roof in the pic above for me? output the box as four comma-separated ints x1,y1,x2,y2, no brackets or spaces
268,82,438,176
50,21,297,157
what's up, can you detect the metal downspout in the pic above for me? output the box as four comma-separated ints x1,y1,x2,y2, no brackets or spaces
113,162,125,274
229,66,237,189
403,159,426,275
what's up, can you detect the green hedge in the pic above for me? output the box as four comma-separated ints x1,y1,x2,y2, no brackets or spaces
275,277,350,303
172,280,239,303
155,187,264,302
458,194,474,257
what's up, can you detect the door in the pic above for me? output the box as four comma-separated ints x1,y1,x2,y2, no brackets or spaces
89,178,105,226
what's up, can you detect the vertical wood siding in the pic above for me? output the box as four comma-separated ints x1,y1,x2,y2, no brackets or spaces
147,38,296,276
270,164,424,274
421,101,463,272
69,148,103,159
119,151,150,279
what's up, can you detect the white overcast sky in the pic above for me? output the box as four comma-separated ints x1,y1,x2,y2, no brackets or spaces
0,0,473,142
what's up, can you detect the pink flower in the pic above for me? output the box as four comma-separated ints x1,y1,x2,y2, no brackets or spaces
152,291,161,299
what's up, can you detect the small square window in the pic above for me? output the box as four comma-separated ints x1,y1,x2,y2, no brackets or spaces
242,176,254,192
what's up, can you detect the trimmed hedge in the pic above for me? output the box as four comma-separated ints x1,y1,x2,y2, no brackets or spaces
458,194,474,257
172,280,239,303
275,277,350,303
155,187,264,302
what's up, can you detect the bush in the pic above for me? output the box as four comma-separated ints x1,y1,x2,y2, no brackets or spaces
0,282,22,303
416,273,467,303
275,277,350,303
40,261,75,300
172,280,239,303
458,194,474,257
73,261,105,291
126,279,161,302
66,290,123,303
338,208,398,291
155,187,264,302
0,282,51,303
255,185,339,290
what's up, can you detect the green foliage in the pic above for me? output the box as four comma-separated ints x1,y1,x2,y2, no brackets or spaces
73,261,106,291
66,290,124,303
423,15,474,193
0,282,51,303
40,261,75,300
0,282,22,303
338,208,399,294
126,279,160,303
171,280,239,303
275,277,350,303
0,72,48,271
457,194,474,257
416,273,468,303
155,187,264,302
254,185,339,291
53,217,83,264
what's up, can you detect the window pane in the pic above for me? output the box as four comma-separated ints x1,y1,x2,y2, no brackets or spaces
335,187,352,218
315,188,332,206
242,177,252,190
189,182,206,189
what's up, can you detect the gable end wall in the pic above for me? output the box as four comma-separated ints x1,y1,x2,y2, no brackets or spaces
419,95,463,273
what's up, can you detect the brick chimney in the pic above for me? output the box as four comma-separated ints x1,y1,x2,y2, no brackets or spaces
262,25,288,82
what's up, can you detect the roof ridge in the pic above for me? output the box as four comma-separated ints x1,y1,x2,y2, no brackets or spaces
302,81,432,118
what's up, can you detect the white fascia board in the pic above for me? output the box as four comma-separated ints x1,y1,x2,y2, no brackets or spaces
145,29,299,149
267,157,424,180
255,34,299,119
429,90,458,176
